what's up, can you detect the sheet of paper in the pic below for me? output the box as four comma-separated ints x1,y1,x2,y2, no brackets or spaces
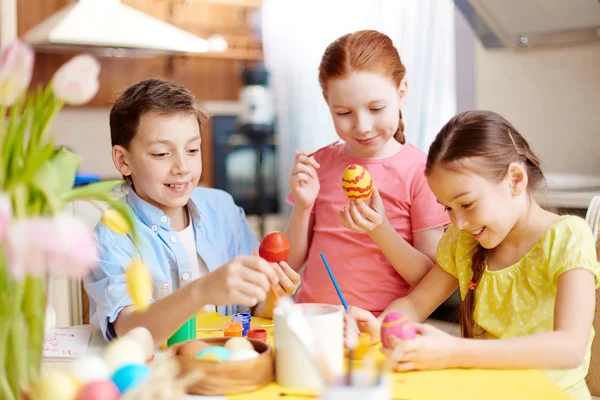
42,328,92,359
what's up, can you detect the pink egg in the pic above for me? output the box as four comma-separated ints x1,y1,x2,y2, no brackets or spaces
76,380,120,400
380,311,416,348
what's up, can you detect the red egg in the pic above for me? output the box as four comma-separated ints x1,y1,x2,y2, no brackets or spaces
380,311,416,348
259,231,290,263
76,380,120,400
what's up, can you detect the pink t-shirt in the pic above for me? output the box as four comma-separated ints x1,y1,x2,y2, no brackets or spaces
287,143,449,315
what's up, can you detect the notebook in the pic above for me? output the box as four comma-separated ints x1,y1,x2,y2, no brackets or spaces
42,328,92,359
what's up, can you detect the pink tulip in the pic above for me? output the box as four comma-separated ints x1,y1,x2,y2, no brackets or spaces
0,40,35,106
6,215,98,280
51,54,100,105
0,193,11,242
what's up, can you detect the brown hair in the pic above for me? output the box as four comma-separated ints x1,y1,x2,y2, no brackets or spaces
110,78,207,150
318,30,407,144
425,110,546,338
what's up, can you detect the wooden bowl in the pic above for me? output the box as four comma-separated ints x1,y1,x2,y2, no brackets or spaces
175,337,274,395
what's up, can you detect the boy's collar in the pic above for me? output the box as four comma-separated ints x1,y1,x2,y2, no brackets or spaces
125,186,202,230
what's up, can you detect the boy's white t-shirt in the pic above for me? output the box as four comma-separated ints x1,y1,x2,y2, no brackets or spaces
176,220,216,313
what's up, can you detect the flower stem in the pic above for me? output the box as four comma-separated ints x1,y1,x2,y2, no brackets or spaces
23,276,46,380
0,322,17,400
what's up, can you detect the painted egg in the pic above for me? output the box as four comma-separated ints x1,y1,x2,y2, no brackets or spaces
76,380,120,400
196,346,231,361
224,337,254,353
123,326,154,361
103,337,146,372
380,311,417,349
71,355,110,383
110,363,151,394
259,231,290,263
178,339,212,358
29,371,81,400
227,349,260,361
196,352,223,362
342,164,373,201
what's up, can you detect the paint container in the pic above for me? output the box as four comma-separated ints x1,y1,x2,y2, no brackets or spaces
223,321,243,337
274,303,344,389
232,313,251,336
351,333,371,360
247,328,267,342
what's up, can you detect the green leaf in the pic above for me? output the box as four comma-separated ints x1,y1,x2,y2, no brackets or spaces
32,146,81,201
62,180,124,202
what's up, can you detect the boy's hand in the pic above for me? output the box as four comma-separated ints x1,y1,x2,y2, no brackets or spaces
272,261,301,296
197,255,279,307
289,151,320,210
339,186,387,233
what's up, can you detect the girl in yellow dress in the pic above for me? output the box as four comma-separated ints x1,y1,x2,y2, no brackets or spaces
350,110,600,399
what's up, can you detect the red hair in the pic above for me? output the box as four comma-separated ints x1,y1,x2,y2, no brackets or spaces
318,30,407,144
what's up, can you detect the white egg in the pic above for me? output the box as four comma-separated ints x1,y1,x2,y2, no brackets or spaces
71,355,110,383
224,337,254,353
103,337,145,372
122,327,154,360
227,349,259,361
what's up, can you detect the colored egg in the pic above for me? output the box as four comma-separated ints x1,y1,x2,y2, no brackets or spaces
341,164,373,201
110,363,151,394
224,337,254,353
228,349,260,361
196,352,222,362
76,380,120,400
380,311,417,348
196,346,231,361
29,371,81,400
103,337,146,372
123,326,155,361
259,231,290,263
177,339,212,358
71,355,110,383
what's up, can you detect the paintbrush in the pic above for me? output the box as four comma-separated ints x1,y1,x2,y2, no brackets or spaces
376,345,404,384
319,253,360,334
345,313,358,386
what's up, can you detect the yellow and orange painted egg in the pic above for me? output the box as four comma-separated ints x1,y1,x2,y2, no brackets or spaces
341,164,373,201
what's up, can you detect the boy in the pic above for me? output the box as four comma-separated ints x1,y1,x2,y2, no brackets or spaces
85,78,300,343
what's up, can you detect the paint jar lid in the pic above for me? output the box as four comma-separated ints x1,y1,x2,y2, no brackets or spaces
247,328,267,341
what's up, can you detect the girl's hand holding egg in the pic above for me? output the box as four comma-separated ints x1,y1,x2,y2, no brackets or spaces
379,315,458,372
340,165,387,234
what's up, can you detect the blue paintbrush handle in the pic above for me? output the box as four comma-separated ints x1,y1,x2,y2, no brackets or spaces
320,253,349,310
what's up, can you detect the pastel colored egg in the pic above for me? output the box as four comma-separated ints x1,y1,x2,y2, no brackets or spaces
110,363,151,394
76,380,120,400
259,231,290,263
196,346,231,361
224,337,254,353
71,355,110,383
122,326,155,361
380,311,417,349
178,339,212,359
227,349,260,361
196,352,222,362
104,337,146,372
341,164,373,201
29,371,81,400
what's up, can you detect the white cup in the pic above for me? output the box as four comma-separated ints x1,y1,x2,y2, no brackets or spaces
274,303,344,389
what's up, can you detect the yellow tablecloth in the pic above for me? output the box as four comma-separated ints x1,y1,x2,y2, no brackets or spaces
195,313,571,400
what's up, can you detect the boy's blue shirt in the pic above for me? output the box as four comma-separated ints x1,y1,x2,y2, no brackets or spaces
84,186,259,341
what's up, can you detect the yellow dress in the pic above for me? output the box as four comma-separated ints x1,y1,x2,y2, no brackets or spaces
436,215,600,399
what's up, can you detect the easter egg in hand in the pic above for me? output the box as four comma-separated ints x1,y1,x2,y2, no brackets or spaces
380,311,417,349
342,164,373,201
259,231,290,263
